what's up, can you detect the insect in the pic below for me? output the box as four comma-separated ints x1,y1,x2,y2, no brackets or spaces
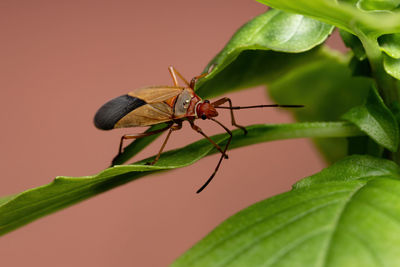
94,66,303,193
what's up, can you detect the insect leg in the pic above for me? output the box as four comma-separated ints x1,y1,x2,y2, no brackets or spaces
147,121,183,165
168,66,190,87
189,73,208,89
116,123,173,157
189,120,228,159
196,118,232,194
211,97,247,135
169,66,209,89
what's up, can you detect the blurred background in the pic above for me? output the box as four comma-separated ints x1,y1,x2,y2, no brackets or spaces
0,0,345,266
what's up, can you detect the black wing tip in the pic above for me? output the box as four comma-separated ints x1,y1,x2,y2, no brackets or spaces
94,94,146,130
94,112,114,130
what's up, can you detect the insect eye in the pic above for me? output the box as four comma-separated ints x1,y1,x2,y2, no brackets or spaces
204,100,210,104
201,114,207,120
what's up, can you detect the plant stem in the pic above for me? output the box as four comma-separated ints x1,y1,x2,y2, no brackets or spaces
358,31,400,162
358,32,398,106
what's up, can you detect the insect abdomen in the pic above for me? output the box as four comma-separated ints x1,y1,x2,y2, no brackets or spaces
94,95,146,130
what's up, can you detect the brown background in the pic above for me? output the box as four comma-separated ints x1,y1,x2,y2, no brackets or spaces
0,1,344,266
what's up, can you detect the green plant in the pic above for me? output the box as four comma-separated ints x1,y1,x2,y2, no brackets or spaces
1,1,400,266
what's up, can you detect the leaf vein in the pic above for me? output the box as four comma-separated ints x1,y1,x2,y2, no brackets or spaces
219,199,343,266
359,200,400,227
277,15,303,46
317,182,366,267
263,227,330,266
344,228,384,266
184,190,352,265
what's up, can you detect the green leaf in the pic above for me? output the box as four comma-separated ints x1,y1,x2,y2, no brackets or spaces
0,122,362,236
196,48,330,99
383,54,400,80
294,154,400,187
173,155,400,267
213,9,333,54
269,54,371,122
357,0,400,11
257,0,400,36
0,195,15,206
379,33,400,59
267,50,372,162
195,9,334,97
342,85,399,151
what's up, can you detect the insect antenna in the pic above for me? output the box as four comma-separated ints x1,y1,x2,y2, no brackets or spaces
215,104,304,110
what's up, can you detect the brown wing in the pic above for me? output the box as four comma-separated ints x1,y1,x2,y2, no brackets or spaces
128,86,184,103
114,102,173,127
